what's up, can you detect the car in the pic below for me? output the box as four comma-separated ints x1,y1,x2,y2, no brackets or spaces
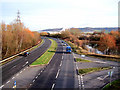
23,52,30,56
66,46,72,53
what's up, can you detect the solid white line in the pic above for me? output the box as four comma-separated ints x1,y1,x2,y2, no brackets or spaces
6,80,10,84
56,69,60,79
51,83,55,90
0,85,4,88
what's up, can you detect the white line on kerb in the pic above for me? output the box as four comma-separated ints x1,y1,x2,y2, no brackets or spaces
56,69,60,79
0,85,4,88
41,70,43,73
51,83,55,90
38,73,40,75
24,69,26,71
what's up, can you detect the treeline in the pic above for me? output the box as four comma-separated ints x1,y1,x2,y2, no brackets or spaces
1,21,41,59
41,28,120,55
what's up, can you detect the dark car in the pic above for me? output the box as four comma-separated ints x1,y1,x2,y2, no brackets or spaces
23,52,30,56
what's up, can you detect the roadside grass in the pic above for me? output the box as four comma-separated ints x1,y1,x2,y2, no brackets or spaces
102,79,120,90
1,39,44,65
88,55,120,62
75,58,92,62
79,67,112,75
31,39,57,65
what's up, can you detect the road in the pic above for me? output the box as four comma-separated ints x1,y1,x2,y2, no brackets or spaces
2,38,51,84
29,39,78,89
73,53,120,89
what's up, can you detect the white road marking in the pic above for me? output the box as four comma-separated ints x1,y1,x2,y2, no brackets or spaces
38,73,40,75
97,75,109,80
51,83,55,90
60,61,62,66
33,80,35,82
24,69,26,71
62,56,63,59
12,77,15,79
56,69,60,79
0,85,4,88
6,80,10,84
94,61,106,64
16,74,19,76
76,63,78,70
13,65,16,68
20,71,22,73
41,70,43,73
36,76,38,79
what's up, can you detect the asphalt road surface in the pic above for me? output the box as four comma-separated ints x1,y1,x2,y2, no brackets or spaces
29,39,78,89
2,38,51,84
73,53,120,89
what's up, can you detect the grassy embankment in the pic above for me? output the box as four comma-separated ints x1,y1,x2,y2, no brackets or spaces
102,79,120,90
75,58,92,62
79,67,112,75
31,39,57,65
1,39,44,65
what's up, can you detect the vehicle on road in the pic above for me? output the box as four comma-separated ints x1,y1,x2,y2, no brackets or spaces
23,52,30,56
66,46,72,53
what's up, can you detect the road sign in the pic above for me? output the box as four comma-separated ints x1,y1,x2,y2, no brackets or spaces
13,81,16,88
108,71,113,77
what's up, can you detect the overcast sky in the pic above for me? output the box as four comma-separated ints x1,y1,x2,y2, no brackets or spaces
1,0,119,31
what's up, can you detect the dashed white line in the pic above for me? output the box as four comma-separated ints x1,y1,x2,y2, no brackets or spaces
20,71,22,73
12,77,15,79
16,74,19,76
62,56,63,59
56,69,60,79
6,80,10,84
36,76,38,79
33,80,35,82
51,83,55,90
60,61,62,66
38,73,40,75
0,85,4,88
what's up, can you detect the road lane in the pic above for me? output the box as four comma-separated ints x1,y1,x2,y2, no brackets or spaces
29,39,63,89
2,38,51,84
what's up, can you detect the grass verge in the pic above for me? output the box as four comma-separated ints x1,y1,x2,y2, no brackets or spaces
75,58,92,62
79,67,112,75
31,39,57,65
102,79,120,90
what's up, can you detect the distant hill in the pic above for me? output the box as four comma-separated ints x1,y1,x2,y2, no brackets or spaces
39,28,63,34
77,27,118,33
38,27,118,34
